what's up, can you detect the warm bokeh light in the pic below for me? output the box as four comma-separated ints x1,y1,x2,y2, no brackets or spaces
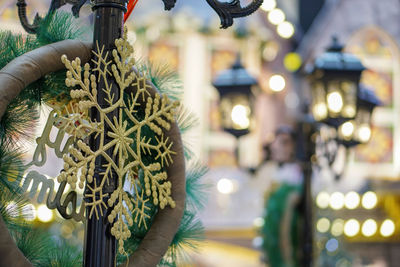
260,0,276,11
277,21,295,39
316,191,330,209
312,103,328,121
37,204,54,223
344,191,360,209
380,219,395,237
344,219,360,237
284,52,302,72
362,191,377,209
231,104,250,129
343,105,356,118
327,91,343,113
317,218,330,233
253,217,265,228
362,219,377,237
269,74,286,92
217,178,234,194
331,219,345,236
357,125,372,143
340,121,355,138
268,8,285,25
330,192,345,210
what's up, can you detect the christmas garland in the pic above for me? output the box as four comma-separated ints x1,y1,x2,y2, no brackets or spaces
0,11,207,267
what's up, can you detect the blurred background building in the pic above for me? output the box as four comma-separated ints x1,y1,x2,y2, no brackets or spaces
2,0,400,266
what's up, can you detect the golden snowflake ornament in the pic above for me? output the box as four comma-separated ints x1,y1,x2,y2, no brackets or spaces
57,26,179,253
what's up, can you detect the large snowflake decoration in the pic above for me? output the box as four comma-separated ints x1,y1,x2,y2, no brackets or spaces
56,27,179,253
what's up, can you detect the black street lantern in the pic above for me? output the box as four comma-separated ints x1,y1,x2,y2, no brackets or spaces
337,84,381,147
213,55,258,138
309,37,366,127
302,37,381,267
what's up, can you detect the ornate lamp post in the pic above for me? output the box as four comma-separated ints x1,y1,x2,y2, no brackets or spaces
212,55,258,164
309,37,381,150
16,0,263,266
302,37,381,267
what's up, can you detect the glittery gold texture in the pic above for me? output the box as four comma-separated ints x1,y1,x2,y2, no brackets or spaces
57,26,179,253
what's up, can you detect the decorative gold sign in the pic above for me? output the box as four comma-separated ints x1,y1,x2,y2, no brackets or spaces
21,27,179,254
22,109,85,221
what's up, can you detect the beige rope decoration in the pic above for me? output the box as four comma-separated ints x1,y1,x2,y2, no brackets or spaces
0,39,185,267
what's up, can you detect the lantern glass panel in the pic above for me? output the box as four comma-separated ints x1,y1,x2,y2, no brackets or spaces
341,81,357,119
220,93,251,131
327,81,343,116
354,107,372,143
311,82,328,121
338,120,355,141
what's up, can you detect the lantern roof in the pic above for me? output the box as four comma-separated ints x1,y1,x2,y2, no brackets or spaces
358,84,382,108
213,55,258,89
313,37,366,72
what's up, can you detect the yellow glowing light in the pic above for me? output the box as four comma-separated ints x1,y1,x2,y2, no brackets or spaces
268,8,285,25
344,219,360,237
260,0,276,11
284,52,302,72
362,219,377,237
269,74,286,92
329,192,345,210
317,218,330,233
231,104,250,129
327,91,343,113
343,105,356,118
340,121,355,138
253,217,265,228
277,21,295,39
331,219,345,236
362,191,377,209
37,204,54,223
344,191,360,209
22,204,36,221
316,191,330,209
380,219,395,237
217,178,234,194
357,125,372,143
312,103,328,121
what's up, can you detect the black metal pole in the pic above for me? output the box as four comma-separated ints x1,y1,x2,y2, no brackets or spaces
302,155,313,267
83,1,126,266
296,119,315,267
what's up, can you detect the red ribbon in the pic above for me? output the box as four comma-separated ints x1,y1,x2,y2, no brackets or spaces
124,0,139,22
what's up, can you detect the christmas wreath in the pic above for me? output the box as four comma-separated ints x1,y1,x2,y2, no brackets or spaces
0,11,207,267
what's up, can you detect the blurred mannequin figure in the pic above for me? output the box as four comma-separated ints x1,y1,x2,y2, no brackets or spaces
257,126,302,187
256,126,302,267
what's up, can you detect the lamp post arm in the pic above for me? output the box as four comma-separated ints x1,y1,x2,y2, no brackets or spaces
16,0,88,34
161,0,263,28
16,0,41,34
205,0,264,28
161,0,177,10
17,0,263,33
